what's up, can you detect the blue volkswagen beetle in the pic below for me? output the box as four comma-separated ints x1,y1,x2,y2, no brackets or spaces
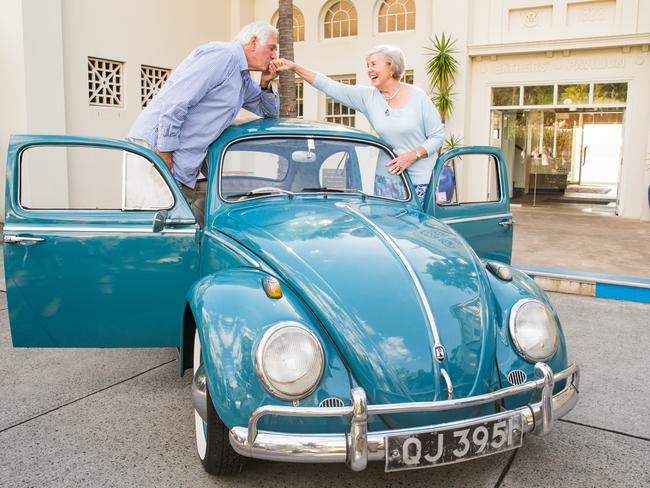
4,119,578,475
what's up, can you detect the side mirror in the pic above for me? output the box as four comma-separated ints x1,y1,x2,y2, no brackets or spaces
152,210,168,233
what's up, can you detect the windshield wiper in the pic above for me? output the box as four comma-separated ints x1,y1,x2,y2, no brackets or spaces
228,187,294,200
301,187,368,200
301,187,346,193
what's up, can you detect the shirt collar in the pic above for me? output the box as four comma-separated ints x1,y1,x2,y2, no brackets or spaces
233,42,248,73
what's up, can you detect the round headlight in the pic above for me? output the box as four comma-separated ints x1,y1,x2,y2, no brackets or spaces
509,299,560,362
255,322,324,400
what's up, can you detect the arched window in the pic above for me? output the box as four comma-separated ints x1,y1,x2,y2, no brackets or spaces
324,1,358,39
378,0,415,32
272,6,305,42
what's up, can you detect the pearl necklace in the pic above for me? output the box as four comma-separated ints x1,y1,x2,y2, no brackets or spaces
383,84,402,102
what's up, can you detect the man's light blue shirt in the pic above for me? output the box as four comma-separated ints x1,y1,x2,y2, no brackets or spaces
129,41,279,188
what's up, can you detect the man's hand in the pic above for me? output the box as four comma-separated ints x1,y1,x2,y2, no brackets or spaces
260,60,279,89
156,150,174,172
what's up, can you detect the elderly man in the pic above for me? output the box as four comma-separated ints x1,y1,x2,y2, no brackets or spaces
128,21,280,206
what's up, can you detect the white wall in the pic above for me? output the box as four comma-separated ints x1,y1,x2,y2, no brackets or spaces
469,0,642,45
0,2,28,211
59,0,233,207
1,0,69,214
61,0,232,139
1,0,234,220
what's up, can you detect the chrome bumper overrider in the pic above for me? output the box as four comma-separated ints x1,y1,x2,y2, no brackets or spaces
229,363,579,471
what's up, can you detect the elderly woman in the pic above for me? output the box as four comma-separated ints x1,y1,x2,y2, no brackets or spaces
273,45,444,204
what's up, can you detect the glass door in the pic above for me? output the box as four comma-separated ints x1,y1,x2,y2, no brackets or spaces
579,112,623,186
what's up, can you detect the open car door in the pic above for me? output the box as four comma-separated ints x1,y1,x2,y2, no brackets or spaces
423,146,514,263
3,136,199,347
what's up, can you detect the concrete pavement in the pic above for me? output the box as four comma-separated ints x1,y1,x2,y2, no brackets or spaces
511,206,650,280
1,291,648,487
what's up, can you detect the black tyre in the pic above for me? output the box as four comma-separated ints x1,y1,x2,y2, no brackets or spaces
193,331,246,475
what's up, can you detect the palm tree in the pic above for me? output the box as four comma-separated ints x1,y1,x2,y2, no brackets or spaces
278,0,297,117
424,33,459,123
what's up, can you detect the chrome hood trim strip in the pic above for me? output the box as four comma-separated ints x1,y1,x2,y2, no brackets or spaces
343,204,446,363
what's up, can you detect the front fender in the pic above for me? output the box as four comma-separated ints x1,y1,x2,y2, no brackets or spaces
186,267,351,433
485,265,569,409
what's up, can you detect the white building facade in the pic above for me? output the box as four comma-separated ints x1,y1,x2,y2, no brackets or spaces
2,0,649,220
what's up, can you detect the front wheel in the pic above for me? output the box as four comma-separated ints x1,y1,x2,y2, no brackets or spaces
193,330,246,475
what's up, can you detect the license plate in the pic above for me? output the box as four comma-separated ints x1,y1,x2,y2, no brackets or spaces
385,413,524,472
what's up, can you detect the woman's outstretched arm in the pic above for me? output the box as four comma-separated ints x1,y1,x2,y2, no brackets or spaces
273,59,369,113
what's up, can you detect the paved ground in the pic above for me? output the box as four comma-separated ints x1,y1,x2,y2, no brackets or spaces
1,289,649,487
511,206,650,279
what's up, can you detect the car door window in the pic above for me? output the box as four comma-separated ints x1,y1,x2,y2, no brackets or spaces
435,154,500,205
20,145,173,210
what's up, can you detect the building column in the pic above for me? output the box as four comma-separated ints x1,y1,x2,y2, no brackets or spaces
643,117,650,221
0,0,68,219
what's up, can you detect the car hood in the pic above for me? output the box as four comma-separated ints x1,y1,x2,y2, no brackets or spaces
217,199,497,410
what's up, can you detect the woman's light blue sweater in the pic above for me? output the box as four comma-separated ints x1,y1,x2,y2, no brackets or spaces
313,73,445,185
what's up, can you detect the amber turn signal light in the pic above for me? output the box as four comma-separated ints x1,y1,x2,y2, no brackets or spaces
262,276,283,299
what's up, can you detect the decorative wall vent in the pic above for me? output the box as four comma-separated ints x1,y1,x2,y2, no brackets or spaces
141,65,171,107
88,57,123,107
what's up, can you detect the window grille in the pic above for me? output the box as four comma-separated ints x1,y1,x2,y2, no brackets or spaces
296,80,304,118
325,75,356,127
324,1,358,38
88,57,123,107
141,65,170,107
273,6,305,42
403,69,414,85
378,0,416,33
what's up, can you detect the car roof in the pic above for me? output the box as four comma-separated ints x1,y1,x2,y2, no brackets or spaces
212,117,384,148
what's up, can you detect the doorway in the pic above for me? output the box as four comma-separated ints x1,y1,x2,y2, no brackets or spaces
491,108,624,209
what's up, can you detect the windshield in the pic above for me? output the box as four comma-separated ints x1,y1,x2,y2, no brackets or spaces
220,137,410,202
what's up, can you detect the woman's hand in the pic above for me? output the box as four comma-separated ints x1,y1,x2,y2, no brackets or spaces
387,150,419,175
271,59,297,72
271,60,316,84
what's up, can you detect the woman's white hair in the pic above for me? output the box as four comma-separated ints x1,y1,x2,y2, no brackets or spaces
234,21,278,45
366,44,406,80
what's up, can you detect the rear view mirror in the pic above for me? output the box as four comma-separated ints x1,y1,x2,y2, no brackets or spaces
292,150,317,163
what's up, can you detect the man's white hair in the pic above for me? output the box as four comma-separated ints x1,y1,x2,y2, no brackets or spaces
366,44,406,80
234,21,278,45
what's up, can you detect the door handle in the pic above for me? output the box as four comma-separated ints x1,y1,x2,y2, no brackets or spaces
164,218,196,226
3,235,45,244
498,219,515,227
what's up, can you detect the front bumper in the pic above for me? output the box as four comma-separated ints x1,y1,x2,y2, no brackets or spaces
229,362,579,471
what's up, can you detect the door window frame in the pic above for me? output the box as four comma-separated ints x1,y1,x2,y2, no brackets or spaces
17,143,175,213
6,137,193,226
